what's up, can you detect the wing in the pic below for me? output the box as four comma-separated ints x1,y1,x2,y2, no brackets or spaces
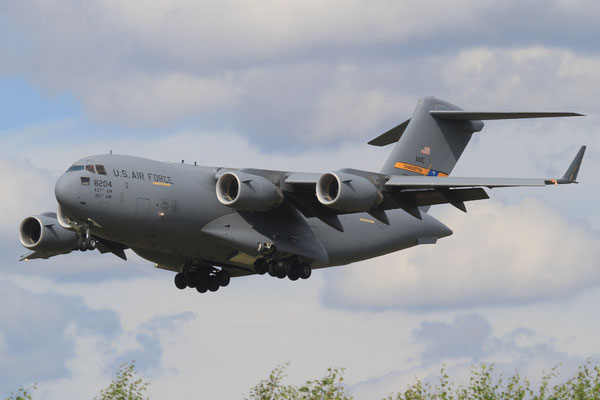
283,146,586,222
20,249,72,261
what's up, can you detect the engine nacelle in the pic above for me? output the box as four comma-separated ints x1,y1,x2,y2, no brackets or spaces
57,205,77,230
19,214,78,252
316,171,382,212
216,171,284,211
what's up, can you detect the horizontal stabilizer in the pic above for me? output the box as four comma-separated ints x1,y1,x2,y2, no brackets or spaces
368,119,410,146
430,111,584,121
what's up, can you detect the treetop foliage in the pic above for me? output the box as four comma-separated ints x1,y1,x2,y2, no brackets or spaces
247,361,600,400
245,362,353,400
94,361,150,400
5,359,600,399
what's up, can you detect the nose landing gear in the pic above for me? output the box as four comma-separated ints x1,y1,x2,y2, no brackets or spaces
76,235,97,251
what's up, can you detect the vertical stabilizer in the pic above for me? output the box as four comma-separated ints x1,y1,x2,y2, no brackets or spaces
379,97,483,177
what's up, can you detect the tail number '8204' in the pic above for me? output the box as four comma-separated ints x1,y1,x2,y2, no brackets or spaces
94,180,112,188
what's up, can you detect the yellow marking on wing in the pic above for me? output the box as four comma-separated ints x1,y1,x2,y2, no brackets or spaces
152,182,171,187
359,218,375,224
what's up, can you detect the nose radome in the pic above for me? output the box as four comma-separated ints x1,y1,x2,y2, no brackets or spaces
54,173,78,208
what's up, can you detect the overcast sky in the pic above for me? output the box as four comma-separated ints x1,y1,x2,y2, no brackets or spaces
1,1,599,399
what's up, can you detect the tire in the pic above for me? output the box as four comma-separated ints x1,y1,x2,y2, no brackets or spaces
77,237,87,251
85,236,97,250
174,273,187,290
276,260,289,275
254,259,267,275
276,270,286,279
267,260,278,277
299,263,312,280
196,282,208,293
208,275,220,292
219,271,231,287
288,268,300,281
185,272,197,288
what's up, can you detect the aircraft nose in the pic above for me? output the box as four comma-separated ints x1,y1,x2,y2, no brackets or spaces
54,173,79,209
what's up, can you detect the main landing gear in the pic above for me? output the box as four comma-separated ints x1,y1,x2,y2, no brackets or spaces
253,257,312,281
174,268,230,294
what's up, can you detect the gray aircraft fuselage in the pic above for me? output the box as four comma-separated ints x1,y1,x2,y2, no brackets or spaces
21,96,585,292
55,154,452,272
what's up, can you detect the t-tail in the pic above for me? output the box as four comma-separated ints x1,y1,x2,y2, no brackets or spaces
369,96,584,177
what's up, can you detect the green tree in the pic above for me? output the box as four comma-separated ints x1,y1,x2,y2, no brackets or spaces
94,361,150,400
386,361,600,400
250,361,600,400
246,362,353,400
4,384,36,400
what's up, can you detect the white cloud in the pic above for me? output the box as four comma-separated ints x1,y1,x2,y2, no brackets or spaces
0,158,55,238
81,72,242,126
6,0,600,134
323,198,600,310
350,312,589,400
440,47,600,111
3,2,600,398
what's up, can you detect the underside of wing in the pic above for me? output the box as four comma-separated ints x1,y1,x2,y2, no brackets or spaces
20,249,72,261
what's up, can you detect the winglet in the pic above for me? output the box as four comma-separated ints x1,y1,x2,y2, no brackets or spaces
560,145,586,183
545,145,586,185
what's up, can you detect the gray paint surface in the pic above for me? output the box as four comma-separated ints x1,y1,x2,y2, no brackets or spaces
18,97,586,290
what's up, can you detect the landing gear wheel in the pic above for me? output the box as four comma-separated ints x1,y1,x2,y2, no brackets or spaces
288,267,300,281
254,259,267,275
208,275,220,292
85,236,97,250
267,260,278,277
174,273,187,290
185,272,197,288
299,263,312,280
196,282,208,293
218,270,230,287
77,237,88,251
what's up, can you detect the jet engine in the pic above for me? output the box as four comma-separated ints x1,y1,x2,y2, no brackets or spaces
19,214,78,252
316,171,383,212
216,171,284,211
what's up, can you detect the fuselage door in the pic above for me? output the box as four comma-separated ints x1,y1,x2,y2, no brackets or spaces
134,198,150,224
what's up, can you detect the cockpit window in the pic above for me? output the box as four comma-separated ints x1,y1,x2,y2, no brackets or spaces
85,165,96,173
95,164,107,175
66,165,84,172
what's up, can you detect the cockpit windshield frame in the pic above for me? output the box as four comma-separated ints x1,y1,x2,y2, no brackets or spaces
66,165,84,173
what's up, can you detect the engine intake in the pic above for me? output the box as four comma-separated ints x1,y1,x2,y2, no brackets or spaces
216,171,283,211
316,171,382,212
19,215,78,252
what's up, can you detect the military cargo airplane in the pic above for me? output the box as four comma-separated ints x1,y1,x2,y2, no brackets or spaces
19,97,586,294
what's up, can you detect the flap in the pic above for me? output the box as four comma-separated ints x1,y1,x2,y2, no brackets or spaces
386,175,547,189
